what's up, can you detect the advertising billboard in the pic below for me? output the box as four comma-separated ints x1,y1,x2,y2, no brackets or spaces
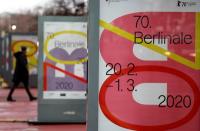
88,0,200,131
38,16,87,123
11,35,38,75
43,21,87,99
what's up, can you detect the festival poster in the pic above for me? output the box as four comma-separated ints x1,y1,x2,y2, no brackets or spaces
0,39,2,70
43,22,88,99
11,35,38,75
6,37,9,71
99,0,200,131
2,38,5,69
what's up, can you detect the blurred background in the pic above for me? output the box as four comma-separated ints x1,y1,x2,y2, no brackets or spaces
0,0,88,35
0,0,88,131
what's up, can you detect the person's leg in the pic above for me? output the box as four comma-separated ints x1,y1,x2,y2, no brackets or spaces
22,80,36,101
7,81,20,101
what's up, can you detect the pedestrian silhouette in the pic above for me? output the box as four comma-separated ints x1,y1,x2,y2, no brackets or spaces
7,46,37,102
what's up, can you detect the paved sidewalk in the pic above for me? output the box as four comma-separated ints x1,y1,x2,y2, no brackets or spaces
0,88,86,131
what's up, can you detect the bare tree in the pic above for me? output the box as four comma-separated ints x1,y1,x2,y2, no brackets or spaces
0,0,87,33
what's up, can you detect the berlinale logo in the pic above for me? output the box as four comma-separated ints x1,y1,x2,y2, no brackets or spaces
177,0,197,7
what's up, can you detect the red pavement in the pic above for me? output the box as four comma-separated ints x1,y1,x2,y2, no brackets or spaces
0,88,86,131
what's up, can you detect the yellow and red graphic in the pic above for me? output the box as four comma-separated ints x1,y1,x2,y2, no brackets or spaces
44,30,88,65
43,62,87,91
12,40,38,73
43,30,88,93
99,12,200,130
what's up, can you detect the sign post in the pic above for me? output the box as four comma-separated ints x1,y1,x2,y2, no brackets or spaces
1,33,38,88
88,0,200,131
10,33,38,88
37,16,88,123
0,37,2,75
0,35,10,86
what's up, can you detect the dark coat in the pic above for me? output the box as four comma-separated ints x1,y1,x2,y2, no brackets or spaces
13,51,29,83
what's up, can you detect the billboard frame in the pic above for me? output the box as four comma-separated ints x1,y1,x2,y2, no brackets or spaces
38,16,88,123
